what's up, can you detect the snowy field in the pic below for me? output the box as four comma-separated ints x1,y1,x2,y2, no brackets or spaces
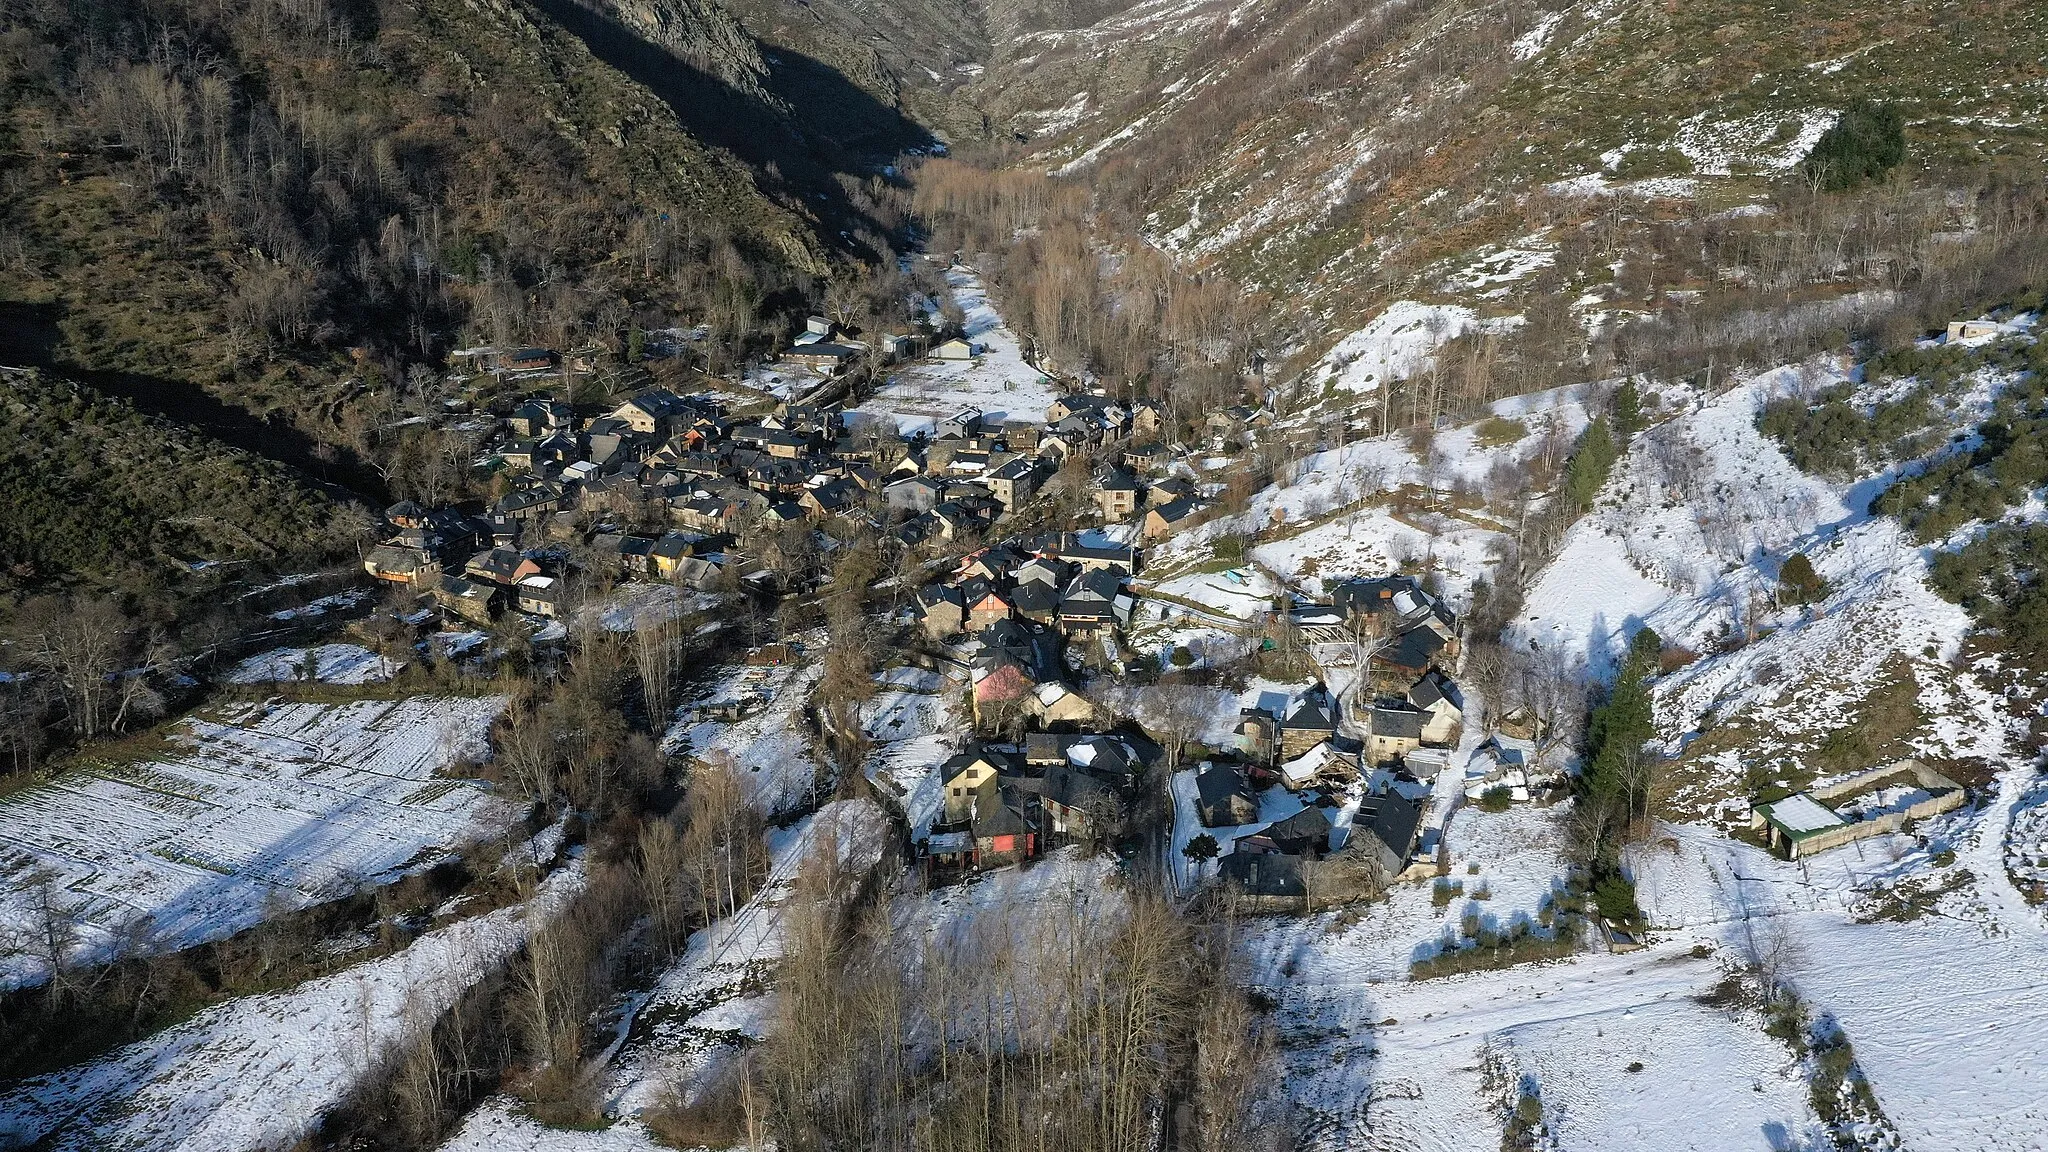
662,657,825,816
0,696,512,987
1248,785,2048,1151
850,264,1061,435
222,643,402,685
0,861,583,1152
860,664,961,842
1307,302,1523,396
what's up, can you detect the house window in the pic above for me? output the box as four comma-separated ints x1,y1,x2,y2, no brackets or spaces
952,787,963,796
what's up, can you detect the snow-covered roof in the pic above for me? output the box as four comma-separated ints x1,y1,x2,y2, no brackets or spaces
1280,741,1340,786
1758,793,1846,836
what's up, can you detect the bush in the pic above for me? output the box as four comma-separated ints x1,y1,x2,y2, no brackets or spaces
1778,552,1829,605
1801,101,1906,191
1478,786,1513,813
1592,875,1641,924
1475,416,1527,447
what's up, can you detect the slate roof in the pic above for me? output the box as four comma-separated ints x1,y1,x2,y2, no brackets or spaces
1370,704,1426,740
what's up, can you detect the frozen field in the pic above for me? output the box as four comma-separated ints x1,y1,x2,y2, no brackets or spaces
0,696,513,987
850,264,1060,435
222,643,402,685
0,862,582,1152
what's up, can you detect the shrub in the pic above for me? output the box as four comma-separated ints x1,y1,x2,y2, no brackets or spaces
1801,101,1906,191
1778,552,1829,605
1475,416,1527,447
1478,786,1513,813
1592,875,1641,924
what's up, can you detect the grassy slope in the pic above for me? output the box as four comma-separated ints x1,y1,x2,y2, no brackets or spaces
0,370,355,590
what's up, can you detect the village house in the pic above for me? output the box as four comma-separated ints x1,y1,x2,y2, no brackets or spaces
509,398,573,438
1055,534,1139,574
963,581,1015,632
498,347,558,374
1277,688,1339,759
1240,806,1332,858
1010,578,1061,624
1351,787,1426,879
1366,703,1426,766
987,456,1043,511
1057,567,1131,637
611,389,701,437
970,789,1037,865
914,584,967,640
936,408,983,439
514,574,564,617
1195,761,1260,827
940,746,1018,824
1234,709,1279,765
786,343,861,373
883,475,946,517
1029,681,1096,727
1277,739,1360,791
932,337,983,360
364,542,442,586
464,548,543,587
1142,495,1202,539
1407,670,1464,746
1095,469,1140,520
429,574,499,625
1122,442,1170,473
1025,766,1121,843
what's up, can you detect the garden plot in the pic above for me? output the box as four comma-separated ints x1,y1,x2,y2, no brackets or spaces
850,265,1060,436
222,643,402,685
661,659,826,816
0,696,512,988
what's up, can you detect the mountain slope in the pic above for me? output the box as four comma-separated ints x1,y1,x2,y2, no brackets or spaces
0,0,855,458
962,0,2048,375
0,369,355,590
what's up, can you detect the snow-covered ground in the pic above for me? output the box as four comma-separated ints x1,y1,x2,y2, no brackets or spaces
222,643,402,685
1307,302,1523,396
1272,346,2048,1152
439,801,891,1151
661,658,826,816
849,264,1061,435
0,696,514,988
860,665,961,842
0,860,584,1152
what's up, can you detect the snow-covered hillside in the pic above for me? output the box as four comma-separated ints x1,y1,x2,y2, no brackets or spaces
0,696,514,988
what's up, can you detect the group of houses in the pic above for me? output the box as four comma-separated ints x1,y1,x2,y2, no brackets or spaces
924,731,1155,872
1156,574,1476,906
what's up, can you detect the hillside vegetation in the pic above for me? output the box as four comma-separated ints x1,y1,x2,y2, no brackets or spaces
0,370,356,591
0,0,876,454
954,0,2048,388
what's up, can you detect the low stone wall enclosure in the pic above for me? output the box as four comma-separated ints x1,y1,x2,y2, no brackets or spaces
1753,759,1966,859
